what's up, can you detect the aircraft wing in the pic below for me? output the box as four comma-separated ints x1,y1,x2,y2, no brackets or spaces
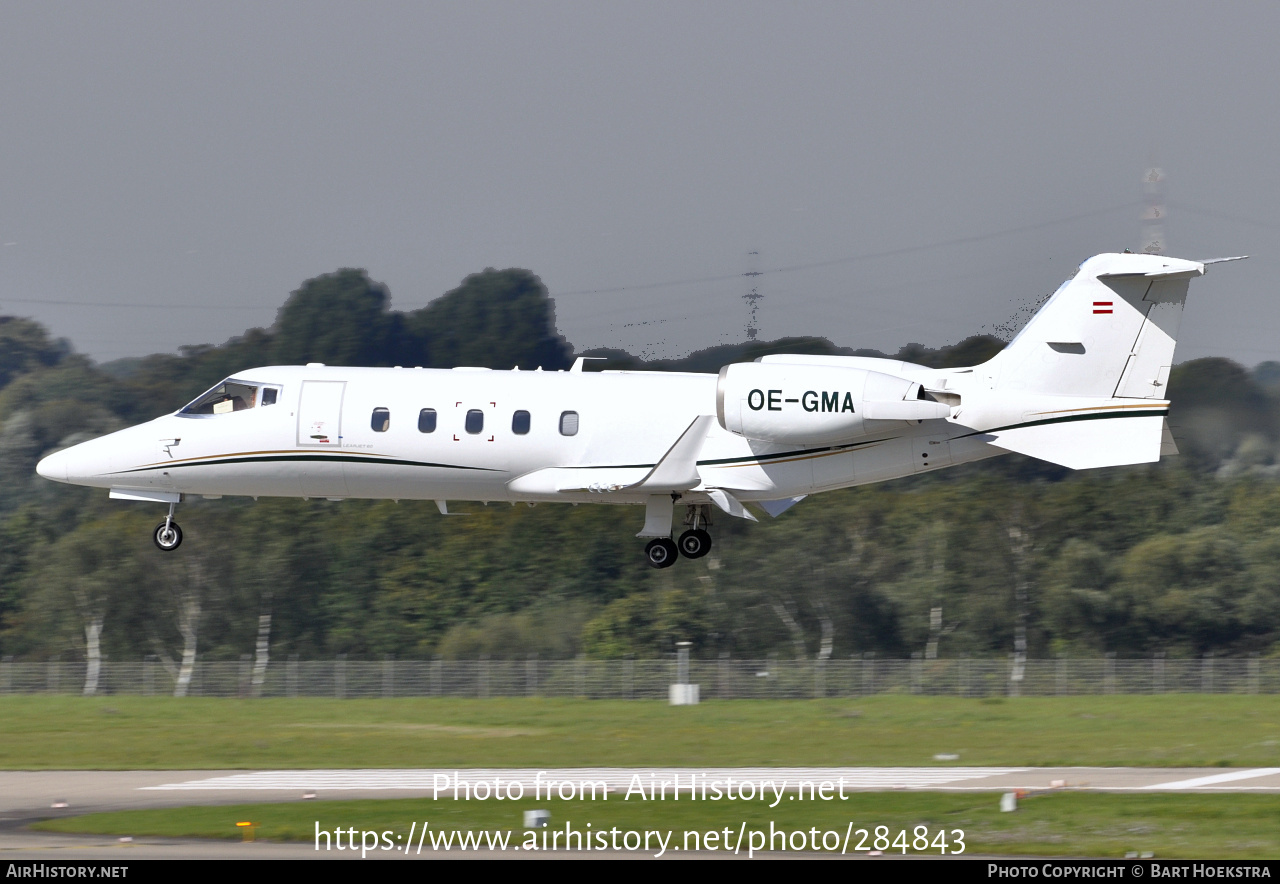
636,415,713,489
508,416,713,495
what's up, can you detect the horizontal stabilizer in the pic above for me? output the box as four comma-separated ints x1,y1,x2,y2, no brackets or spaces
983,409,1167,469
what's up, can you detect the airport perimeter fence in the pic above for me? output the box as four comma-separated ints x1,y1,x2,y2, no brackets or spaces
0,654,1276,699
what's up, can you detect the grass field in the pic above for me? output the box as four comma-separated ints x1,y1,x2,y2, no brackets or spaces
31,793,1280,859
1,694,1278,769
10,695,1280,858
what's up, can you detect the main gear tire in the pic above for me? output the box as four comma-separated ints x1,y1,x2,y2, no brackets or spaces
645,537,678,569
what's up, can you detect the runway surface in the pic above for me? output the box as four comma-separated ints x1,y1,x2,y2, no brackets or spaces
4,767,1279,859
6,766,1280,816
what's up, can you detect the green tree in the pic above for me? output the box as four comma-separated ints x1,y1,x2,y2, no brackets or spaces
0,317,68,389
1167,358,1274,469
406,269,571,370
1042,539,1119,652
273,269,401,367
1114,527,1250,654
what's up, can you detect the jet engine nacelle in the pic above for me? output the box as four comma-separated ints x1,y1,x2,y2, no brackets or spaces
716,362,951,444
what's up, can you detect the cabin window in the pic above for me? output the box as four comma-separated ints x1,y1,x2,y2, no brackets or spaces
465,409,484,434
371,407,390,432
559,411,579,436
418,408,437,433
512,410,531,435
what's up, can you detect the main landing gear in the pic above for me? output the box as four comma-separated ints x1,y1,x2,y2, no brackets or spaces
153,500,183,551
645,537,678,568
677,528,711,559
644,504,713,568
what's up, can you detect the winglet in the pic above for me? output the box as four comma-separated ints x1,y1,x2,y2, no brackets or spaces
635,415,713,490
570,357,607,373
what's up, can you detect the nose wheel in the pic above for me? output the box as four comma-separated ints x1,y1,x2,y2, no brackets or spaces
152,501,183,551
153,521,183,551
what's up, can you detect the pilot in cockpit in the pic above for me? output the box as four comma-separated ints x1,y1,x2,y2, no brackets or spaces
181,380,263,416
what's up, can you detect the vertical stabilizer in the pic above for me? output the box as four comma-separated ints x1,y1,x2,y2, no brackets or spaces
986,253,1205,399
960,253,1243,470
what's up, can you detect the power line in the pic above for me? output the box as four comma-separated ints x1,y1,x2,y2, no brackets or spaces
0,201,1151,315
552,201,1139,298
0,298,273,310
1167,201,1280,232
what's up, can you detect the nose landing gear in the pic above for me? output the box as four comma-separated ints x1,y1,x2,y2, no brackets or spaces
153,501,183,551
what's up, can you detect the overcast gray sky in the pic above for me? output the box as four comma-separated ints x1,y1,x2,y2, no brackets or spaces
2,1,1278,366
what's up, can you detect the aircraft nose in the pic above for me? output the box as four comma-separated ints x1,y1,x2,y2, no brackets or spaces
36,435,120,485
36,449,69,483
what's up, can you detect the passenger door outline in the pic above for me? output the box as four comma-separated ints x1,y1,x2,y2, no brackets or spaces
297,381,346,447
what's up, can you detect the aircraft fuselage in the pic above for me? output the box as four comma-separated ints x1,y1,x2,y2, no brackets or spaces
38,252,1223,564
39,363,998,507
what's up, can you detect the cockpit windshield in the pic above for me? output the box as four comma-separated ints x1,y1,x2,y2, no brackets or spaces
179,379,281,416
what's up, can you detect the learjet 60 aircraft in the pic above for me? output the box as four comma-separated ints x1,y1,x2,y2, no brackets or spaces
36,252,1242,567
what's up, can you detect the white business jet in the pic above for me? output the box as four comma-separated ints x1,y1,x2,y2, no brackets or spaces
36,252,1241,567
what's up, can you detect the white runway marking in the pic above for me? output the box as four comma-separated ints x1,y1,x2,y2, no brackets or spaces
1141,768,1280,790
142,767,1026,792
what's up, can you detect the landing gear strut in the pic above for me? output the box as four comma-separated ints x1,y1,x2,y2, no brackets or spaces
644,504,713,567
678,504,713,559
153,501,183,551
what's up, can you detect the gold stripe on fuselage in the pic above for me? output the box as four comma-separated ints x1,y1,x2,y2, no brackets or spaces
134,449,395,470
